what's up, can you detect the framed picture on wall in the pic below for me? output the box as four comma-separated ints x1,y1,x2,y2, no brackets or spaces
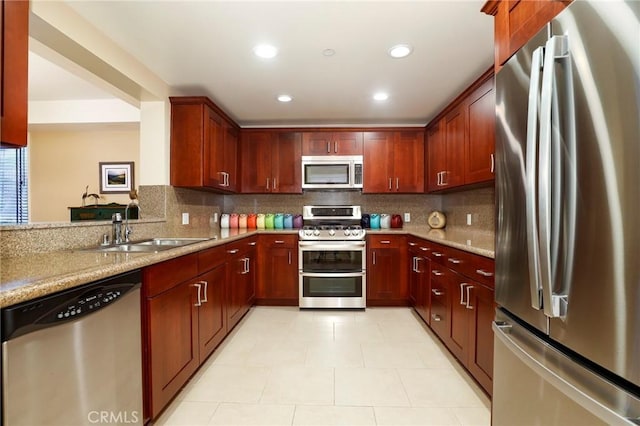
99,162,134,194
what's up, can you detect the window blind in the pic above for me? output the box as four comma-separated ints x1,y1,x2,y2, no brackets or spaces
0,147,29,224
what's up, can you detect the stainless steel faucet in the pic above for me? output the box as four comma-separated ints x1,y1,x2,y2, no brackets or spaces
112,213,123,244
124,202,141,243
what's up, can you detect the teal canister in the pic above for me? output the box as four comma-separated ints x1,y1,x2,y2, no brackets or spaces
370,213,380,229
284,213,293,229
274,213,284,229
265,213,275,229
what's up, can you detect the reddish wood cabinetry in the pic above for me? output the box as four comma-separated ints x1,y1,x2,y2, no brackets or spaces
367,234,408,306
408,237,431,323
363,131,424,193
1,0,29,147
225,237,257,331
256,234,299,305
170,97,238,192
302,131,363,156
426,70,495,192
239,131,302,193
482,0,572,71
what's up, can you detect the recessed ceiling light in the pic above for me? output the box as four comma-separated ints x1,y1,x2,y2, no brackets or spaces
388,44,413,58
277,95,293,102
253,44,278,59
322,48,336,57
373,92,389,101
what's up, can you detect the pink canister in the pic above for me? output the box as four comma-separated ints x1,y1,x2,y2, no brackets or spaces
229,213,239,228
247,214,257,229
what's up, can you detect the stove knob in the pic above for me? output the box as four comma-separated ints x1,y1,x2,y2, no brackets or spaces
329,229,335,236
351,229,359,237
344,229,351,236
304,229,313,236
313,229,320,236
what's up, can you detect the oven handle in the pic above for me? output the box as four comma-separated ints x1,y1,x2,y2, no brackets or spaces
298,241,366,251
299,272,365,278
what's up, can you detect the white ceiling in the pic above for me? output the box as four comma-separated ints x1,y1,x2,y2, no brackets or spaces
32,1,494,127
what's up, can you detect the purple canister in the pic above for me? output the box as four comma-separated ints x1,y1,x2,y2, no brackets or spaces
284,213,293,229
293,214,303,229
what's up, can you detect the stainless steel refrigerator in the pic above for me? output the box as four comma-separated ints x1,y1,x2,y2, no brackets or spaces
494,1,640,424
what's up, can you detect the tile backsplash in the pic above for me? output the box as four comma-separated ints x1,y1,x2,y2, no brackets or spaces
441,186,495,232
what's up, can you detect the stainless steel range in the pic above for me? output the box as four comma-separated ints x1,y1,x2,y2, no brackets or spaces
298,205,366,309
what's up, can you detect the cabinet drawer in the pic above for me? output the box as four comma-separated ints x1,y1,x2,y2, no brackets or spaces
226,236,258,256
430,300,448,337
198,244,227,273
368,234,405,248
260,234,297,248
144,253,199,297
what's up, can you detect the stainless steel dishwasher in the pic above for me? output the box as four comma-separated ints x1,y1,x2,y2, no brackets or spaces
1,270,143,426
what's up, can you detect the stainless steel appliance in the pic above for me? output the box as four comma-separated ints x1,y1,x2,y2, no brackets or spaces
494,1,640,424
1,270,143,426
299,205,366,308
301,155,363,190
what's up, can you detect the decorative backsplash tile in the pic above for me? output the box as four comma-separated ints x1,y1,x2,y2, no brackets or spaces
441,186,495,232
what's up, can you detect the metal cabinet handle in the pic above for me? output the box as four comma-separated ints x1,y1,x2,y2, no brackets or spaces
226,172,230,187
441,171,448,186
275,240,285,244
273,178,277,190
432,289,444,296
388,178,392,190
432,270,444,276
476,269,494,277
448,258,462,264
412,256,418,272
420,247,430,252
431,314,442,322
199,280,208,303
334,141,338,153
288,250,292,265
327,142,331,153
432,252,444,257
194,283,202,307
372,251,376,265
380,240,391,244
466,285,474,309
491,153,495,173
436,172,441,186
415,257,422,273
248,241,257,246
408,242,417,246
241,258,250,274
460,283,468,305
227,249,239,254
266,178,270,190
396,177,399,190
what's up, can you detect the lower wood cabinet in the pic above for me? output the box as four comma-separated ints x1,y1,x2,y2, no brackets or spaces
225,237,257,331
367,234,408,306
408,237,431,323
256,234,299,305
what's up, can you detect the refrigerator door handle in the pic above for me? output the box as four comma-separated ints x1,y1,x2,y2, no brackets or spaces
525,46,545,310
539,35,570,318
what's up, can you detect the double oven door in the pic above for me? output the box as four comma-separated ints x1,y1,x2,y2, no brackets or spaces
299,240,366,308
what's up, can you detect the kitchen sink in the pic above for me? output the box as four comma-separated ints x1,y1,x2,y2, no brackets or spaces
83,237,212,253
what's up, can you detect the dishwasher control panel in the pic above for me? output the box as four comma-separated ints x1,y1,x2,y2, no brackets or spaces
55,290,123,319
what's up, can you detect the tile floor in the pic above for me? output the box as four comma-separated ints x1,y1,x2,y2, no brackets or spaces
155,307,491,426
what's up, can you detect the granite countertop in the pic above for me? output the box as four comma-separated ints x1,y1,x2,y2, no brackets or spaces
0,226,493,308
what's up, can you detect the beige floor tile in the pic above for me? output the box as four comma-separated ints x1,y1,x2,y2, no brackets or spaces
451,406,491,426
360,341,427,368
154,401,218,426
398,368,487,408
261,366,334,405
182,365,269,403
304,340,364,367
334,321,385,343
374,406,461,426
293,405,376,425
335,367,410,407
244,339,308,367
207,402,294,426
311,309,358,323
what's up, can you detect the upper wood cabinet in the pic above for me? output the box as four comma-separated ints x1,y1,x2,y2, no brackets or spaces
482,0,572,71
239,130,302,193
302,131,363,156
363,130,424,193
1,0,29,147
170,97,239,192
426,70,495,192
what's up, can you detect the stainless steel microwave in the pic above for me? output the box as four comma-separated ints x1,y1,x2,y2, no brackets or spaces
301,155,363,189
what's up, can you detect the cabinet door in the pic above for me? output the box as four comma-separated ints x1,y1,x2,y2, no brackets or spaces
429,264,450,339
197,264,227,361
302,132,333,155
368,248,398,301
243,247,257,310
426,121,446,192
443,107,466,189
465,78,495,185
1,0,28,147
262,245,298,301
147,281,199,419
448,270,470,362
394,131,424,192
333,132,364,155
226,251,247,331
224,124,238,192
467,282,494,396
273,132,302,193
363,132,394,193
416,255,430,323
409,252,419,307
204,107,226,188
239,131,272,193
